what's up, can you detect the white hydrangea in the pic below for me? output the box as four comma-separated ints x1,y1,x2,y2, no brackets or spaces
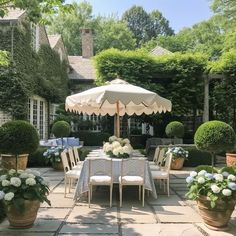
228,174,236,181
222,171,229,177
9,169,16,175
117,138,122,143
17,170,24,174
10,177,21,187
109,136,117,142
4,192,14,201
214,174,223,182
198,170,207,176
117,147,124,155
26,178,36,186
122,138,130,144
190,171,197,177
27,173,36,179
112,148,119,156
19,172,29,179
228,182,236,190
186,176,193,184
105,144,113,152
197,177,205,184
2,180,10,187
112,141,121,149
211,184,221,193
123,145,132,154
0,175,7,181
222,189,232,196
0,191,5,200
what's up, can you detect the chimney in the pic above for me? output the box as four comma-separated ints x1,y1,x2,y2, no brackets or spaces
81,28,93,58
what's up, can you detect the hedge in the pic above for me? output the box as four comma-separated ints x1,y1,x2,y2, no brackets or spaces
28,147,48,167
71,131,111,146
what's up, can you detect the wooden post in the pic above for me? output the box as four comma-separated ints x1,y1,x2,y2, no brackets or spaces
203,75,209,122
116,101,120,138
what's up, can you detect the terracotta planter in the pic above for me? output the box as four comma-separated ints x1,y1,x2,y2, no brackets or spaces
6,200,40,228
52,162,64,171
171,158,185,170
226,153,236,167
1,154,28,170
197,195,236,230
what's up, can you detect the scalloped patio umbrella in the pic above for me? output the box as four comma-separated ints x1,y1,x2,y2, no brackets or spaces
65,79,172,137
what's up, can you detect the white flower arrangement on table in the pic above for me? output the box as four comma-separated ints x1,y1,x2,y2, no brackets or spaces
0,169,51,213
186,169,236,208
103,136,133,158
165,146,189,160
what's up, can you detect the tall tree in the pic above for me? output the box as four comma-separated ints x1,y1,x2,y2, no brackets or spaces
122,6,173,46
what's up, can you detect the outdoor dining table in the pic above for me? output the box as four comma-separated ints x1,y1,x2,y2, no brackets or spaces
73,149,157,200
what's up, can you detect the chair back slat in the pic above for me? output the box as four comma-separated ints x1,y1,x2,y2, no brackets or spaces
73,146,80,164
163,153,173,173
121,158,145,178
68,148,76,168
61,151,70,173
89,158,112,178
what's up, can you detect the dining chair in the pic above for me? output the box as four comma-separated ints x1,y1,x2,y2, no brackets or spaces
88,158,113,207
61,151,81,197
73,146,83,165
119,158,146,207
151,153,173,196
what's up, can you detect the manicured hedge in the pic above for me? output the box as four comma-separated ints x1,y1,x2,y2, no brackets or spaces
71,131,111,146
28,147,49,167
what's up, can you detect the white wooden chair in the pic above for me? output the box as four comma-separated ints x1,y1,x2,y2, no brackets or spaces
73,146,83,165
88,158,113,207
151,153,173,196
61,151,81,197
68,147,82,170
119,158,146,207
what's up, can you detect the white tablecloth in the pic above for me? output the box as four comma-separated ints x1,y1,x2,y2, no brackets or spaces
73,151,157,200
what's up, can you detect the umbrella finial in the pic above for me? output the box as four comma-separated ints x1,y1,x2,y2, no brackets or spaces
108,78,129,85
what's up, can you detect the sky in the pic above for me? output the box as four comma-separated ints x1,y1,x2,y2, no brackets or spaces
70,0,213,33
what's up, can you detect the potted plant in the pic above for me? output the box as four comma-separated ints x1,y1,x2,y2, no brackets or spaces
165,146,188,170
190,120,236,230
0,168,51,228
186,168,236,230
0,120,39,170
103,136,133,158
226,147,236,167
43,146,65,170
165,121,184,143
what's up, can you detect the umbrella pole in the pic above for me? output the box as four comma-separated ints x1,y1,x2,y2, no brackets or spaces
116,101,120,138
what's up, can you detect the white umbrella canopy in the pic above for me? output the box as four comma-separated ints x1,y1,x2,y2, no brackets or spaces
65,79,172,137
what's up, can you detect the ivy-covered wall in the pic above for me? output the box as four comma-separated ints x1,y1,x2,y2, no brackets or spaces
0,21,68,119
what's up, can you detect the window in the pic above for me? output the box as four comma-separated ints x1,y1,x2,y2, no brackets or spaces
0,111,12,126
30,23,39,51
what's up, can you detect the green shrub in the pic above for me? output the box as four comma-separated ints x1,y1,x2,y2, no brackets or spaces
194,120,235,153
28,147,49,167
219,166,236,175
52,121,71,138
78,147,92,161
195,165,218,173
130,134,152,149
165,121,184,138
0,120,39,155
0,201,5,222
72,131,111,146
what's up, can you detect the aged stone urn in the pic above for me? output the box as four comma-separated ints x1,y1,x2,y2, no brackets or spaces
171,158,185,170
226,153,236,167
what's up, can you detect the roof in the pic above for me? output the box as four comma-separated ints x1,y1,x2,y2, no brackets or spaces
48,35,61,49
150,46,172,56
68,56,96,81
0,8,25,22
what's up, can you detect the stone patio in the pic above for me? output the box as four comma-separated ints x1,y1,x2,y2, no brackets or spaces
0,167,235,236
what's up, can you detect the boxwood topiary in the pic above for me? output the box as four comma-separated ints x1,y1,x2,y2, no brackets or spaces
165,121,184,138
0,120,39,155
194,120,236,169
51,121,71,138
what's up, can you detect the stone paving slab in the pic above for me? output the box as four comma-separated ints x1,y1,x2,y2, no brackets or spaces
122,223,203,236
67,205,118,223
41,193,75,208
147,194,184,206
153,206,202,223
119,204,157,224
59,223,119,234
38,207,71,219
0,219,62,232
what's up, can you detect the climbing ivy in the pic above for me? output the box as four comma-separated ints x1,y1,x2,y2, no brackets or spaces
0,21,68,119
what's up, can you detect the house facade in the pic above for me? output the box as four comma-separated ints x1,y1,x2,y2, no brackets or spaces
0,8,68,139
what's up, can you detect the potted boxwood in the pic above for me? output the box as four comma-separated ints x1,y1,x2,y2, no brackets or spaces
0,169,51,228
0,120,39,170
188,120,236,230
50,121,71,170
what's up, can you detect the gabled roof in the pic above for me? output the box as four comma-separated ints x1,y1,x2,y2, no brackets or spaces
68,56,96,81
0,8,26,22
150,46,172,56
48,35,61,49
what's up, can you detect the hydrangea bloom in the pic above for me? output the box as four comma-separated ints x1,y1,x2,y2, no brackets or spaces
214,174,223,182
26,178,36,186
190,171,197,177
0,191,5,200
211,184,221,193
10,177,21,187
228,174,236,181
197,177,205,184
222,189,232,196
4,192,14,201
2,180,10,187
